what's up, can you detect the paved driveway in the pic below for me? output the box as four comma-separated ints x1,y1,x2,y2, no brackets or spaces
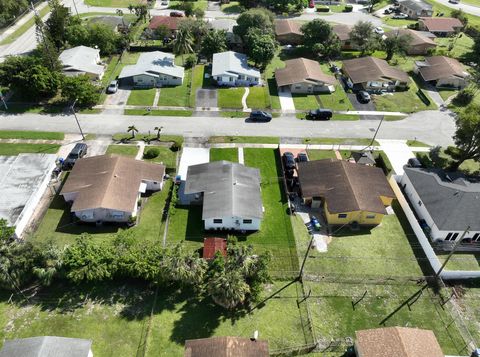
196,89,218,108
346,93,380,120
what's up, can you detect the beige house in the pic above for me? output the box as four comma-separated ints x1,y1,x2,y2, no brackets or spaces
275,19,303,45
61,155,165,223
185,337,269,357
275,58,336,94
415,56,469,88
386,29,437,55
418,17,464,37
355,327,444,357
342,56,409,91
332,24,354,50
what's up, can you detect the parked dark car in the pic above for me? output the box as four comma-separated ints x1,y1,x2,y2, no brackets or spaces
297,152,308,162
283,152,295,171
306,109,333,120
330,64,340,73
357,91,371,103
249,110,272,122
63,143,87,169
407,157,423,168
170,11,183,17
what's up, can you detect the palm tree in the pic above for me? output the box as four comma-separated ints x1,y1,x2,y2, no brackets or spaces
162,244,207,287
173,28,194,65
33,244,63,286
116,9,125,27
154,126,163,141
208,269,250,309
127,125,138,138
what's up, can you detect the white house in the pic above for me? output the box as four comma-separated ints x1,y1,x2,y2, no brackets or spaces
59,46,105,80
61,155,165,223
401,166,480,242
184,161,264,231
0,336,93,357
212,51,261,87
118,51,184,88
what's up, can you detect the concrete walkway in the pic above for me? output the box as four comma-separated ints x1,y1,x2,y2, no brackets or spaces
241,87,250,112
153,89,161,107
238,147,244,164
278,88,295,112
423,85,445,108
135,141,145,160
377,139,416,176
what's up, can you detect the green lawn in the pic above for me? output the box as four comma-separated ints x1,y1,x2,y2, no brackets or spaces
306,150,337,161
124,109,193,116
382,17,417,27
434,32,474,59
209,148,238,162
0,130,64,140
303,137,378,146
144,146,177,170
221,1,244,13
438,253,480,271
157,69,192,107
264,52,285,110
454,283,480,344
0,143,60,155
106,145,139,157
406,140,430,147
305,281,467,355
126,88,156,106
219,111,249,118
416,149,480,175
32,180,172,246
169,0,207,10
292,94,319,110
208,136,280,144
425,0,480,29
84,0,146,7
217,88,245,109
246,86,270,109
190,65,205,106
0,5,50,45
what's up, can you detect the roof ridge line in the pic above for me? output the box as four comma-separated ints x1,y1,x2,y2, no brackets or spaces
342,161,362,211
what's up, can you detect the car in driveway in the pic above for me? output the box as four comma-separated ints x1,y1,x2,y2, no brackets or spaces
249,110,272,122
297,152,308,163
170,11,183,17
374,27,385,35
63,143,87,170
283,152,295,171
306,109,333,120
407,157,423,168
392,12,408,19
106,80,118,94
357,91,371,103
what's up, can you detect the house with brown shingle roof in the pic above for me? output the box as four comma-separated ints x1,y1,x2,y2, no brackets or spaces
332,24,354,50
342,56,409,91
418,17,464,37
415,55,469,88
275,19,303,45
275,58,336,94
385,29,437,55
184,336,269,357
297,159,395,226
147,16,184,38
61,155,165,223
355,327,444,357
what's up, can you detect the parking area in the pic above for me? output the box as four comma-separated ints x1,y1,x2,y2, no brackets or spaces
196,88,218,108
347,92,382,120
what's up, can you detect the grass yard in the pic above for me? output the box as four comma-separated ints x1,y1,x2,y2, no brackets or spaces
305,281,467,355
292,94,319,110
157,69,192,107
0,143,60,155
219,111,249,118
0,5,50,45
438,253,480,271
0,130,64,140
406,140,430,147
264,52,285,110
425,0,480,29
144,146,177,170
84,0,146,7
209,148,238,162
169,0,207,11
382,17,417,27
221,1,244,13
455,282,480,345
438,88,458,101
124,109,193,116
434,32,474,59
106,145,139,157
190,65,205,106
217,88,245,109
208,136,280,144
306,149,337,161
167,148,298,275
373,80,437,113
293,201,427,278
31,180,172,246
303,137,378,146
246,86,270,109
416,149,480,175
126,88,157,106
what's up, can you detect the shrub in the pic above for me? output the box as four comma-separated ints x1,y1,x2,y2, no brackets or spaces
185,55,197,69
452,88,474,106
316,5,330,12
170,141,181,152
344,4,353,12
143,147,160,159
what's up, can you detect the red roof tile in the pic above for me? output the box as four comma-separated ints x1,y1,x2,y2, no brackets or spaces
148,16,183,30
203,238,227,260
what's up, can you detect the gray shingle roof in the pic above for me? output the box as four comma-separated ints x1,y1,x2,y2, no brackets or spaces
212,51,260,79
59,46,104,76
118,51,184,79
0,336,92,357
404,167,480,231
184,161,263,219
400,0,432,12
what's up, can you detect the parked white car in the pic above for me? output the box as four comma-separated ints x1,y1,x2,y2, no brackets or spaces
374,27,385,35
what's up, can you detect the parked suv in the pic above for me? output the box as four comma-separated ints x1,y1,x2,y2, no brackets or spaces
249,110,272,122
407,157,423,168
63,143,87,169
283,152,295,170
306,108,333,120
357,91,371,103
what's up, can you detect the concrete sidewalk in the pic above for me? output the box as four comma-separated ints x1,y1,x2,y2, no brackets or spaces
377,139,416,176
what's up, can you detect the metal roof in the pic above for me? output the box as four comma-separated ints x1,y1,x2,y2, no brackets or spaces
184,161,263,219
0,336,92,357
118,51,185,79
212,51,260,79
59,46,104,76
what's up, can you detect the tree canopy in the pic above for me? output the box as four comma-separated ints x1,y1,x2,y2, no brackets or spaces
301,19,341,58
382,32,412,61
349,21,379,55
200,29,228,61
233,8,275,40
61,75,100,108
244,28,277,68
450,104,480,170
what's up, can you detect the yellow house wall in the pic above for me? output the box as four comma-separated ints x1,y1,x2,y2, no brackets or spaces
324,202,384,225
380,195,394,206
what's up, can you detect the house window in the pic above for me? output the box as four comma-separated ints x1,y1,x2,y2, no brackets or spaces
153,181,158,184
338,214,347,218
238,75,243,80
446,233,453,241
451,233,459,241
366,214,376,219
213,219,223,224
473,233,480,242
229,77,234,82
294,85,302,89
243,219,252,224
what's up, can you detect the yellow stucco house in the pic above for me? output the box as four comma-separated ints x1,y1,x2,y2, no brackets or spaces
297,159,395,226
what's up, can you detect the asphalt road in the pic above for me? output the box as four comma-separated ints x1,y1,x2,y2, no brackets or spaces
430,0,480,16
0,109,456,146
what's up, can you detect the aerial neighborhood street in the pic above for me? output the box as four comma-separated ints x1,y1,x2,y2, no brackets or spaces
0,0,480,355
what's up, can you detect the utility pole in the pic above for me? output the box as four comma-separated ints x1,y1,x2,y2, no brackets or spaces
298,234,315,282
70,99,85,140
368,114,385,149
435,226,470,279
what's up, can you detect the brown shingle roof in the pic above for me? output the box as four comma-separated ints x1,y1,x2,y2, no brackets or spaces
386,29,436,47
332,24,352,41
297,159,395,214
342,56,409,84
275,19,302,36
418,55,468,81
355,327,444,357
419,17,463,32
275,58,336,87
148,16,183,30
184,337,269,357
61,155,165,212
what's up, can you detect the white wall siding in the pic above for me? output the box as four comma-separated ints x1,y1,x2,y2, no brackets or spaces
204,216,261,231
75,208,131,223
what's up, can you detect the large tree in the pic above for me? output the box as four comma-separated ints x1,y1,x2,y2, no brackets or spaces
233,8,275,40
178,18,208,52
350,21,379,55
244,28,277,68
45,0,72,50
383,31,412,61
200,29,228,61
301,19,341,58
173,27,194,63
61,75,100,108
451,9,468,26
449,105,480,170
